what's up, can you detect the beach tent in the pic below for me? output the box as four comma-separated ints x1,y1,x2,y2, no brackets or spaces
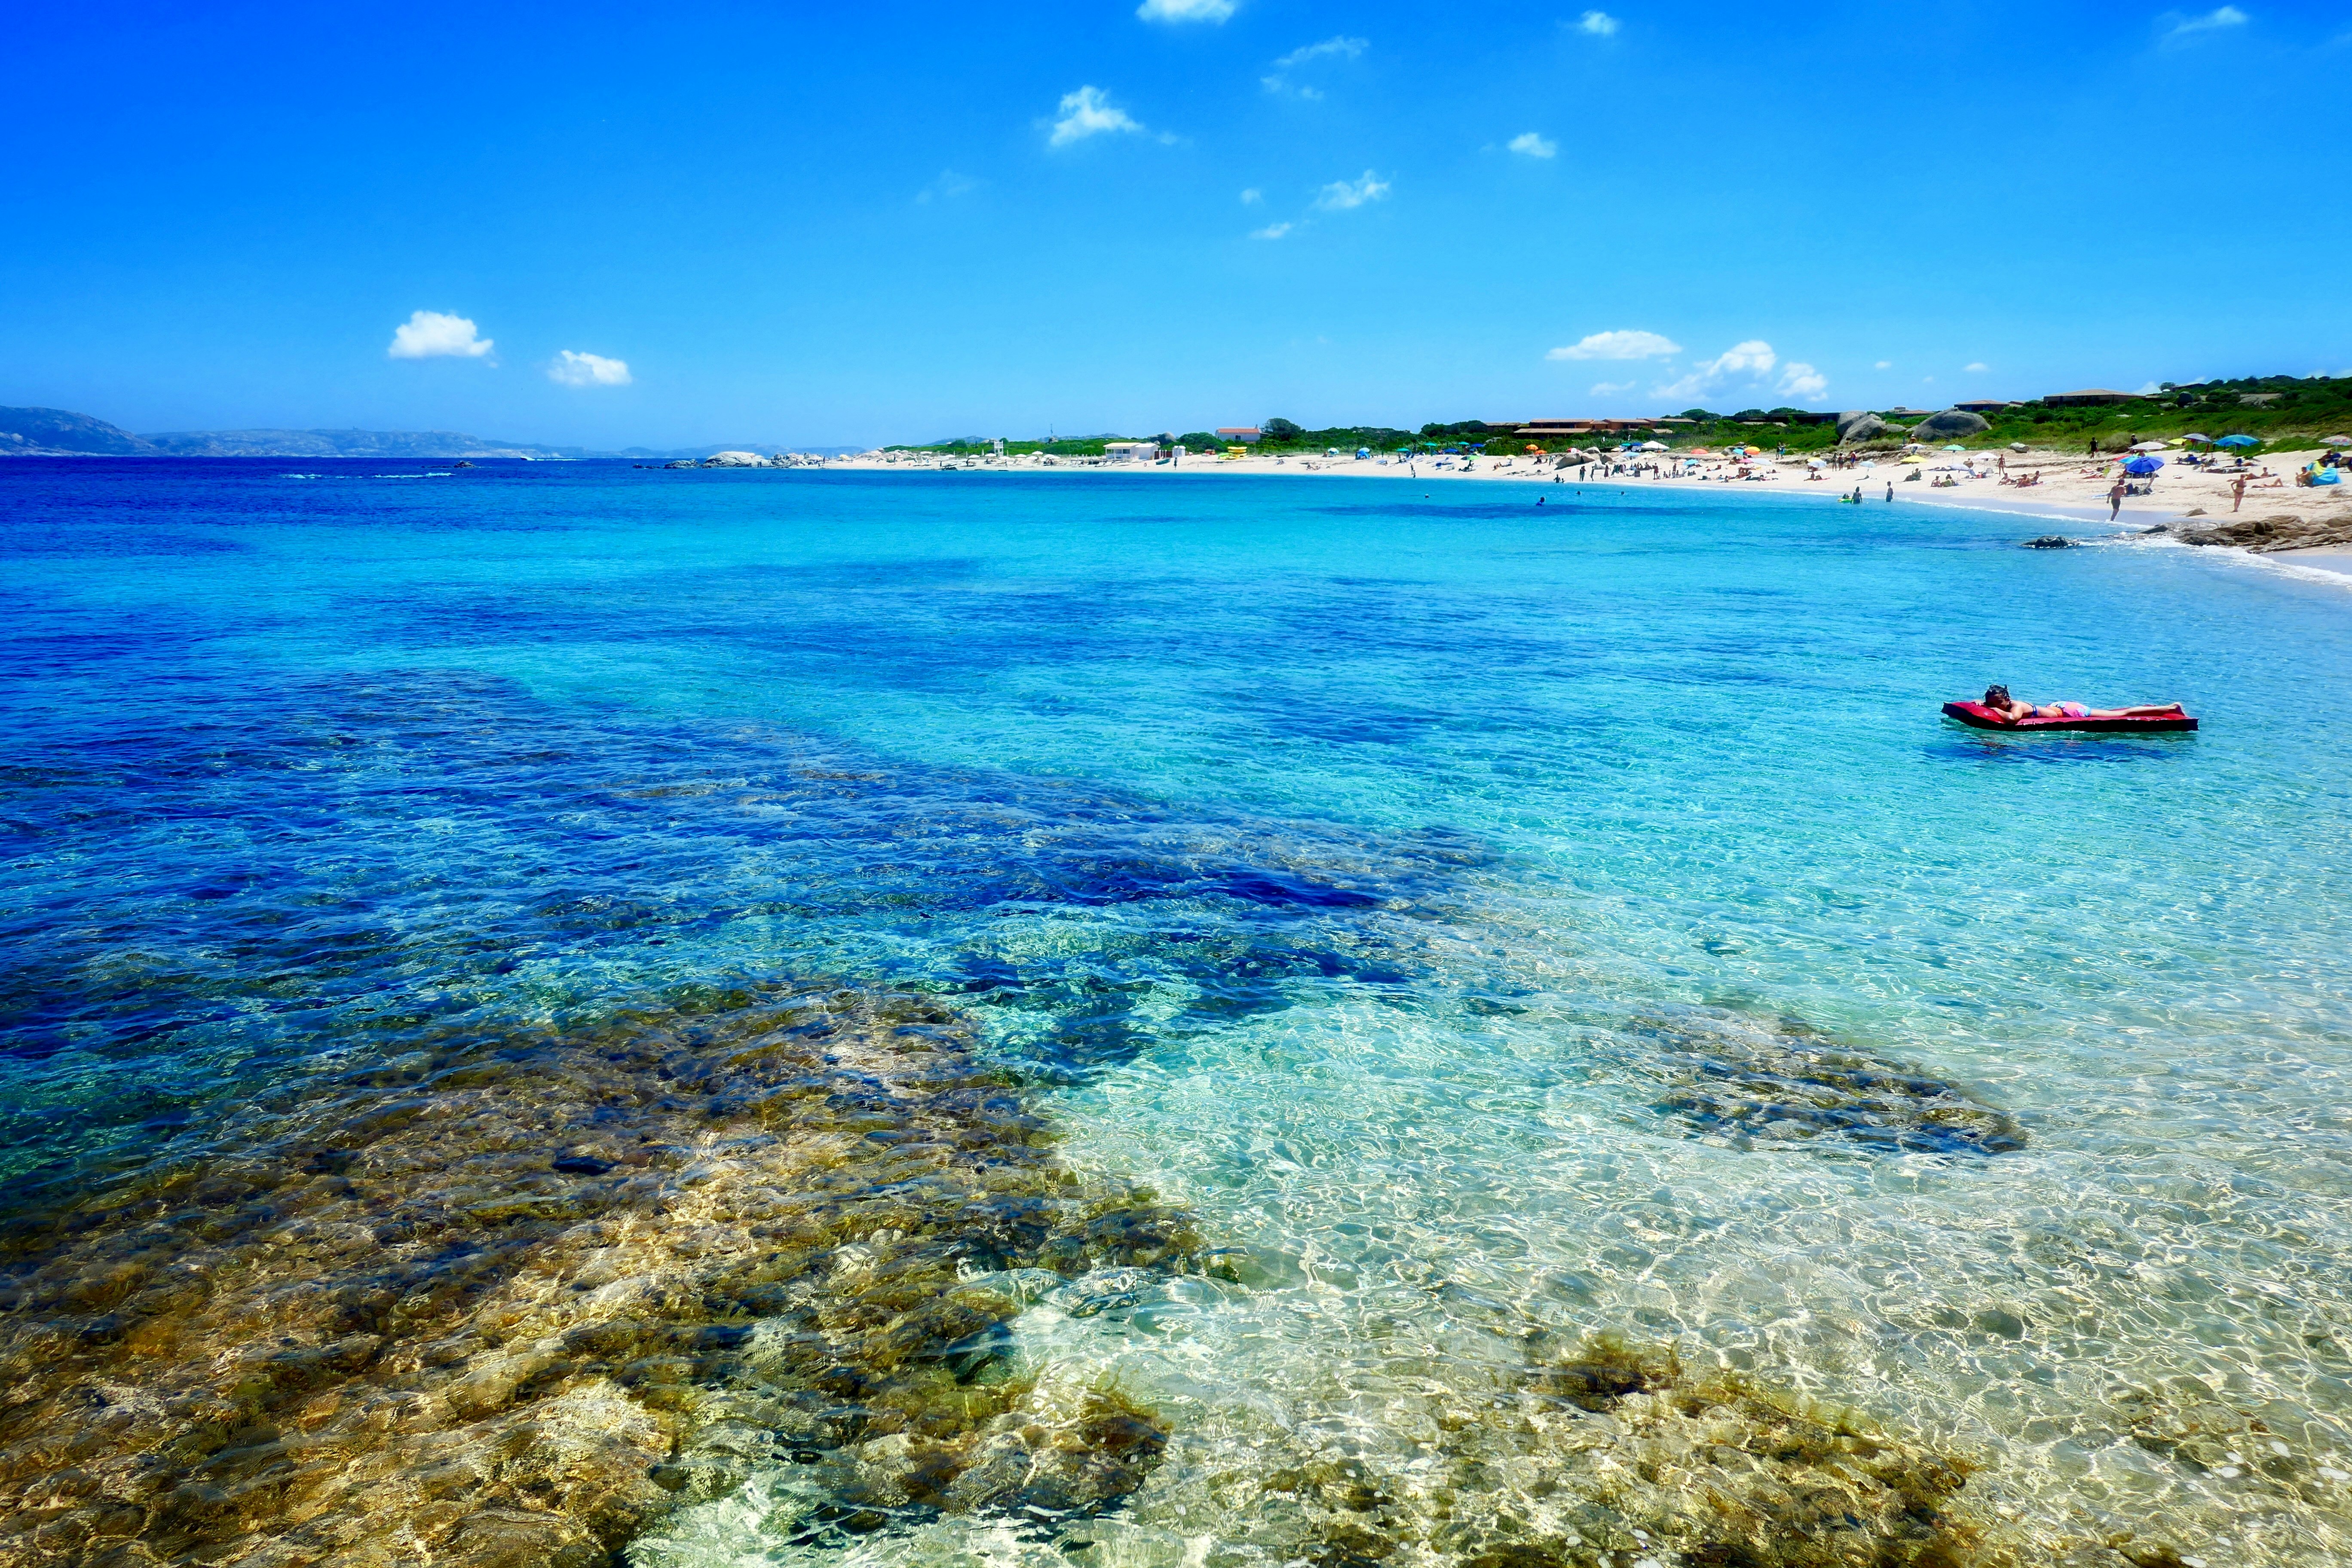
2217,435,2259,448
2122,456,2164,475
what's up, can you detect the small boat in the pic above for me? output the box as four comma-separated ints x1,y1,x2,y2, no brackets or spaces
1942,701,2197,733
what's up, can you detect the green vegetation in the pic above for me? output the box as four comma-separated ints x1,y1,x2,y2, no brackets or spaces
883,377,2349,464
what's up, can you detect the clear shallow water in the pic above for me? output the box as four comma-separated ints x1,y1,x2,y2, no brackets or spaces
6,459,2352,1565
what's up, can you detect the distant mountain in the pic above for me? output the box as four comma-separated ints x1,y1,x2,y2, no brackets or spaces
141,428,590,459
0,405,863,462
0,407,157,455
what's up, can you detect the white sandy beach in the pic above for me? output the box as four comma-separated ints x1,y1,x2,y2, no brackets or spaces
826,442,2352,575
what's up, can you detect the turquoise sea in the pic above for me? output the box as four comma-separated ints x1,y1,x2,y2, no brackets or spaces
5,459,2352,1567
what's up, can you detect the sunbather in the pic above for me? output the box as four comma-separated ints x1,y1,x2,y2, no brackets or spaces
1980,686,2184,723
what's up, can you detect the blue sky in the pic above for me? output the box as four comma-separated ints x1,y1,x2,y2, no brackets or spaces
3,0,2346,447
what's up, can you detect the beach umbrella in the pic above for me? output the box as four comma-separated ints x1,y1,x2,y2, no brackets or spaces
1807,457,1827,468
1942,444,1966,452
2122,456,2164,475
1898,454,1926,464
1641,441,1668,451
2217,434,2259,448
2128,440,2167,453
2324,436,2352,446
2181,433,2212,443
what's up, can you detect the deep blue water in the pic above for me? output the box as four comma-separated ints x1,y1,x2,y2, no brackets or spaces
6,457,2352,1563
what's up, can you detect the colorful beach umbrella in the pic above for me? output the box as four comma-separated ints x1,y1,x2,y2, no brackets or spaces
2217,435,2259,448
2324,436,2352,446
2122,456,2164,475
1942,444,1966,452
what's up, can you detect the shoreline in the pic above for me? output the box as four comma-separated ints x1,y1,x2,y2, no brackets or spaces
823,445,2352,587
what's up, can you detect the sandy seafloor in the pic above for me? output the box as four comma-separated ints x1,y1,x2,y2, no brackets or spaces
2,456,2351,1568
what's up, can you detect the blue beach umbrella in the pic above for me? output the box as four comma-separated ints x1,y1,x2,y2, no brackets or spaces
2217,434,2259,448
2122,456,2164,475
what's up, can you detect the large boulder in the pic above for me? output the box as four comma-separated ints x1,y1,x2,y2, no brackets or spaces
1913,410,1991,441
1834,411,1886,443
700,450,771,468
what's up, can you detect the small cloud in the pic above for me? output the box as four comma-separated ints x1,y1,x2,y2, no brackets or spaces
1574,9,1621,36
1922,375,1936,383
1274,35,1367,67
1049,86,1143,147
916,169,980,203
1264,37,1364,95
1547,329,1680,361
388,309,492,361
1508,131,1557,159
1590,380,1634,396
1963,361,1989,373
1312,170,1390,210
2163,5,2248,39
1240,188,1262,204
1650,338,1779,401
1778,362,1828,401
548,350,631,388
1138,0,1234,21
1874,360,1893,369
1250,222,1294,240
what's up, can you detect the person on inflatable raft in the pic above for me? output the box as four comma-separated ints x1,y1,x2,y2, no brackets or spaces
1980,685,2185,723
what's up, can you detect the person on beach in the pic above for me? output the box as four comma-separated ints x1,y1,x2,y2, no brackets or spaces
2232,474,2247,513
1980,686,2184,723
2108,478,2126,521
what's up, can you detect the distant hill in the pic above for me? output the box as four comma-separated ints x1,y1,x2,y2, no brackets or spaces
0,407,157,455
0,405,877,461
141,428,590,459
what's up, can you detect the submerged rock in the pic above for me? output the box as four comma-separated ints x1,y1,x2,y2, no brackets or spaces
0,986,1194,1567
1632,1011,2026,1155
2021,535,2076,549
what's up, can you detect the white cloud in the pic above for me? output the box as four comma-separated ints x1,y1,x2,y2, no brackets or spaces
1049,86,1143,147
1575,10,1621,36
916,169,979,203
1138,0,1234,21
1275,35,1367,67
1963,361,1989,373
1547,329,1680,361
1590,380,1634,395
1312,170,1390,210
548,350,631,388
2165,5,2248,38
1250,222,1294,240
1650,339,1779,401
388,309,492,360
1777,362,1828,401
1874,360,1893,369
1508,131,1557,159
1240,187,1262,204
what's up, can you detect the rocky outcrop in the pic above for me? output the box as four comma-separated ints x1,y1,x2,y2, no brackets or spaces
2174,513,2352,553
1913,409,1991,441
699,450,772,468
1834,410,1886,443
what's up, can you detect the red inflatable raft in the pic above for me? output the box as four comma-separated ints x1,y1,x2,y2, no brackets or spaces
1942,701,2198,733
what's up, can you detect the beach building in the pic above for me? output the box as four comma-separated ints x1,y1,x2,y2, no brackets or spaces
1216,427,1262,445
1102,441,1157,463
1954,399,2019,415
1516,418,1659,440
2043,389,2148,407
